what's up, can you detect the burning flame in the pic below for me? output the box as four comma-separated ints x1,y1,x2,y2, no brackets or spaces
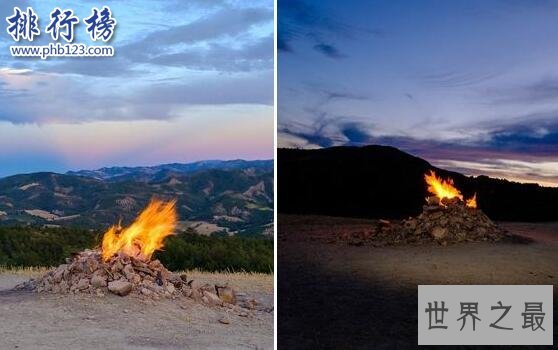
424,170,477,208
466,193,477,208
101,199,177,262
424,170,463,202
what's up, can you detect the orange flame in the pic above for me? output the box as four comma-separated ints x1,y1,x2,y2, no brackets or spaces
101,199,177,262
466,193,477,208
424,170,463,202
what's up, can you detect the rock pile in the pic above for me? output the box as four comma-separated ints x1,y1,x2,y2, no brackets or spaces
340,197,526,246
398,197,508,245
16,249,237,307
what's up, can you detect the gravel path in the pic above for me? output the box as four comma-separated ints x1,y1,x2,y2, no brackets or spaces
0,275,273,349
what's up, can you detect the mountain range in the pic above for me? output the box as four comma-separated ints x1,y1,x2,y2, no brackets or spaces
66,159,273,181
278,146,558,222
0,160,273,235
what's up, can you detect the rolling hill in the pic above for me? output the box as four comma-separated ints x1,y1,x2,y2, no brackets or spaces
0,160,273,235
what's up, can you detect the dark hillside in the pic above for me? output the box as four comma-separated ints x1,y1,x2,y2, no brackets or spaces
278,146,558,222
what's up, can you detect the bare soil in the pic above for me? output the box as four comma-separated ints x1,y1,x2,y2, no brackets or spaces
278,214,558,349
0,272,273,349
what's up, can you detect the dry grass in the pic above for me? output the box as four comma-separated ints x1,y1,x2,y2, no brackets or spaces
182,269,274,293
0,266,50,278
0,266,274,294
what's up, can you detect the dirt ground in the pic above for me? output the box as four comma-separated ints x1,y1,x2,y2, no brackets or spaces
278,215,558,349
0,272,274,350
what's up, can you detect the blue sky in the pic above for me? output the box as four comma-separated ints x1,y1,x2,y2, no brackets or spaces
0,0,273,177
278,0,558,187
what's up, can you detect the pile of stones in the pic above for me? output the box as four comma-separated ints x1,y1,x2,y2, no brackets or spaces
16,249,237,307
340,197,526,246
397,197,509,245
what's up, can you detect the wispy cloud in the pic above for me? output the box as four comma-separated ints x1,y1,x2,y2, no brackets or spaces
278,0,381,57
312,43,345,59
418,70,500,88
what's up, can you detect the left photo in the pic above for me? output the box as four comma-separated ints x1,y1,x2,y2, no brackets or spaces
0,1,274,349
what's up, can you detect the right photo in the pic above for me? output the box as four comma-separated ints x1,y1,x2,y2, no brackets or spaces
277,0,558,348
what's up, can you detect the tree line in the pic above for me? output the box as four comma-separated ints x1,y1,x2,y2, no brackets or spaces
0,226,273,273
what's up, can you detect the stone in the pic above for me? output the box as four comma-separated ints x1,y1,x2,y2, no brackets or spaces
216,286,236,305
166,284,175,294
168,274,183,289
108,280,133,296
202,291,223,306
144,281,163,293
182,288,193,298
123,264,135,276
53,265,67,283
426,196,440,206
59,280,69,293
126,273,141,285
86,258,99,272
198,283,215,293
91,274,107,288
218,317,230,324
76,278,90,290
111,260,123,273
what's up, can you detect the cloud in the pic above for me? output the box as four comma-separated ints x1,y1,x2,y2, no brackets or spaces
146,7,270,46
483,117,558,156
489,76,558,104
432,158,558,187
340,122,370,143
132,70,273,106
278,0,381,57
313,43,345,59
319,89,368,102
0,66,273,124
149,34,273,72
13,2,273,77
418,70,500,88
121,6,272,68
277,36,292,52
280,114,372,148
37,58,140,77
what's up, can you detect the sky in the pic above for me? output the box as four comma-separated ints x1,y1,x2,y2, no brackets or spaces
0,0,273,177
278,0,558,187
